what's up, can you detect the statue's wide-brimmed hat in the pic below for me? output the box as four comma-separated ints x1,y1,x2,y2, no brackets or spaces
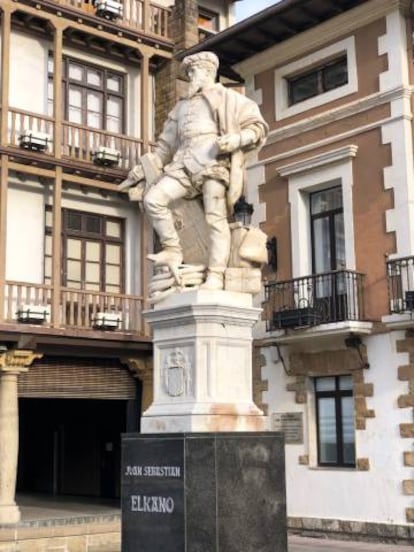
178,51,219,81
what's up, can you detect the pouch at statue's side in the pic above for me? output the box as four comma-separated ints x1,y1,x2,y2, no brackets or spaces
239,227,268,264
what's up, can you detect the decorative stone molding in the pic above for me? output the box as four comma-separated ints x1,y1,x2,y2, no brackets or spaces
252,346,268,415
276,145,358,177
356,458,370,471
402,480,414,495
395,330,414,523
121,356,153,413
404,452,414,466
288,515,414,542
289,349,374,432
286,375,307,405
0,349,42,373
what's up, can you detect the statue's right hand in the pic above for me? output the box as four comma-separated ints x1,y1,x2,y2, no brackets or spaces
119,164,145,190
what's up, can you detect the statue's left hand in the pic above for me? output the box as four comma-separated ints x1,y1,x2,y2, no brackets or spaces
217,133,241,153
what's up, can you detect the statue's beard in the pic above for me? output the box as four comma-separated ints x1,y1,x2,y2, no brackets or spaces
187,77,211,98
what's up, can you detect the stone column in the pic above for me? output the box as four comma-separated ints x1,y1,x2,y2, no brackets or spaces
0,350,42,524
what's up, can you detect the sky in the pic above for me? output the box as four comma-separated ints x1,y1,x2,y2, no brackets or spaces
235,0,279,22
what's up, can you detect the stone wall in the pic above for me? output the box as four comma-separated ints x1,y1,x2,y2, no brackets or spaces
396,329,414,523
0,514,120,552
154,0,199,135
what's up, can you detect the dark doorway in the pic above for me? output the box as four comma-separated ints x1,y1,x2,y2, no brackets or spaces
17,398,138,498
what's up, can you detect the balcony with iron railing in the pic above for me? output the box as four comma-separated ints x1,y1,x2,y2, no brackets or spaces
386,255,414,315
2,280,147,337
264,270,367,335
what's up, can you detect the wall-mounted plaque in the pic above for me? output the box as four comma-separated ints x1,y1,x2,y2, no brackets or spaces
271,412,304,444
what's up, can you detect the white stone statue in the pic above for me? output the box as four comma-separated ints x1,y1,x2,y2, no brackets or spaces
120,51,269,300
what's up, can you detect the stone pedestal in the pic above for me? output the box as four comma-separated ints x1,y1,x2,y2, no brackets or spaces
121,432,287,552
0,350,41,525
141,290,265,433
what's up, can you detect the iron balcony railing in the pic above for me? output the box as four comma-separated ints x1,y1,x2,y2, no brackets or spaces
264,270,366,332
386,255,414,313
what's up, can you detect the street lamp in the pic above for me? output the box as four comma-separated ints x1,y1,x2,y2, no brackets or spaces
233,195,254,226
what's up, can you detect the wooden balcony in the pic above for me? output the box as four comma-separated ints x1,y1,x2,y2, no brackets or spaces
62,121,143,170
3,280,146,336
43,0,170,39
5,107,143,173
264,270,366,332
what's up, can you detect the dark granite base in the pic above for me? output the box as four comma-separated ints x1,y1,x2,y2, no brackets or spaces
121,432,287,552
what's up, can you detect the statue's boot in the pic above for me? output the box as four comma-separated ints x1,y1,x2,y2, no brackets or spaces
147,247,183,266
200,269,224,290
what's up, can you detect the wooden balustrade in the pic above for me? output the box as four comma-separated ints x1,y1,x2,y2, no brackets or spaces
4,281,52,322
53,0,171,39
62,121,143,170
4,281,145,335
61,287,144,333
7,108,54,151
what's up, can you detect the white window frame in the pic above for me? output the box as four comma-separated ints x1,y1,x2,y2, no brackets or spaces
279,145,357,278
274,36,358,120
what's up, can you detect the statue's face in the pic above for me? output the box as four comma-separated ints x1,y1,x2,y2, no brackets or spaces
186,63,215,96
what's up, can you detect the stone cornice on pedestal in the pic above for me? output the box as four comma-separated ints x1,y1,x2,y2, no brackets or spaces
0,349,42,374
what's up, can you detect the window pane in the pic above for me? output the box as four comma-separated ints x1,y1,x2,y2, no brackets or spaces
106,265,120,285
45,210,53,227
108,95,122,117
106,244,121,264
86,241,101,262
67,280,81,289
107,75,121,92
323,58,348,91
313,217,331,273
315,377,335,392
67,212,82,231
106,220,121,238
85,282,100,291
87,91,102,112
334,213,346,270
87,92,103,129
87,68,102,87
339,375,353,391
69,87,82,108
85,262,100,283
45,235,52,256
106,116,122,133
68,107,82,124
44,256,52,279
318,397,337,464
341,396,356,464
105,284,121,294
68,62,84,81
48,57,54,74
311,187,343,215
86,215,101,234
67,238,82,259
289,72,319,105
67,260,81,281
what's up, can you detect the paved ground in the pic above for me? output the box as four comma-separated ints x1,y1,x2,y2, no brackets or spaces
289,535,412,551
15,495,413,550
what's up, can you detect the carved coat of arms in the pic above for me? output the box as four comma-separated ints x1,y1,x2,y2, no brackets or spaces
163,349,192,397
